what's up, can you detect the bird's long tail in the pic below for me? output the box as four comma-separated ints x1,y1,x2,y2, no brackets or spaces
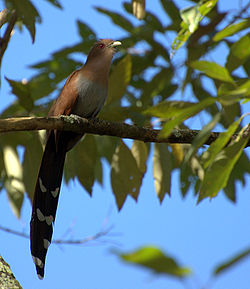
30,131,66,279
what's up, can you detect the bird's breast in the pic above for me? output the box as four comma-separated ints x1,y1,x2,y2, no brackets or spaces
71,75,107,118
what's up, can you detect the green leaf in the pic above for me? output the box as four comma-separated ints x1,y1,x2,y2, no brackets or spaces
180,115,220,197
64,135,97,194
131,140,148,176
223,151,250,202
180,153,203,198
5,77,34,112
130,25,155,43
3,146,25,218
146,39,170,62
28,74,57,101
218,80,250,105
95,135,119,164
0,145,4,176
131,140,148,194
53,43,93,59
22,133,43,201
29,57,81,101
77,20,97,42
141,68,173,100
170,144,184,167
202,115,245,169
0,132,30,148
171,0,218,56
107,55,132,104
183,114,221,165
5,0,41,42
117,246,191,278
144,101,194,118
95,7,134,32
30,58,80,80
243,58,250,76
99,105,130,122
213,19,250,41
153,144,172,202
43,0,62,9
160,0,181,27
198,125,250,202
131,54,153,76
160,97,216,137
74,135,97,194
180,0,217,33
214,247,250,275
94,157,103,185
144,12,164,32
171,27,191,57
123,2,133,15
190,60,234,83
221,102,241,127
180,6,202,34
226,35,250,72
111,140,142,209
0,101,27,118
198,0,218,17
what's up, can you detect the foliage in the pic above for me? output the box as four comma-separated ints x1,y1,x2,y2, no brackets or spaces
116,245,250,287
115,246,191,277
4,0,62,42
1,0,249,217
1,0,250,286
171,0,218,56
0,0,250,216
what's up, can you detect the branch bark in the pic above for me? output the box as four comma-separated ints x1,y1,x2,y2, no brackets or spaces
0,8,9,28
0,9,17,65
0,256,22,289
0,116,249,147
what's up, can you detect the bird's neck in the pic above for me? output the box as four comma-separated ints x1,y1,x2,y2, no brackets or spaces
83,55,113,86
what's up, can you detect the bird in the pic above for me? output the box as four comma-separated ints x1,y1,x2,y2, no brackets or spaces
30,39,122,280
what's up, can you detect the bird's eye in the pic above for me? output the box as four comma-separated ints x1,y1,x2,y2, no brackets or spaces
98,44,105,49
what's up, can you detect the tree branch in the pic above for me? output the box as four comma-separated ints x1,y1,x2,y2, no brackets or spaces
0,8,9,28
0,116,249,147
0,9,17,65
0,256,22,289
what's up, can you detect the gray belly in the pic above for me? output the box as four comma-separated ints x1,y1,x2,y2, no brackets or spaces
71,77,107,118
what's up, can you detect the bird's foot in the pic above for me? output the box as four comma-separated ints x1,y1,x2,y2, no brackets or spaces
60,114,83,124
69,114,83,124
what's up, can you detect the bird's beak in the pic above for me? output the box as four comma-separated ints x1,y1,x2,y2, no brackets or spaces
109,41,122,48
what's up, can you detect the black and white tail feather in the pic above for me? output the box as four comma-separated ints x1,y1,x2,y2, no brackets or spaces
30,131,67,279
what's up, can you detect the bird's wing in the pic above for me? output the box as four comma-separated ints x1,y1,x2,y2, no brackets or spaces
47,69,81,148
48,69,80,117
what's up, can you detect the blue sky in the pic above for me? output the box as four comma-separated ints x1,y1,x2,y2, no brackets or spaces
0,0,250,289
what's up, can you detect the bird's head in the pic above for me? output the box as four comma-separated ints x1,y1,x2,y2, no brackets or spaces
86,39,122,64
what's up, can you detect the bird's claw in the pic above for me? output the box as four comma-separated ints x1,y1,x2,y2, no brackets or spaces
69,114,83,124
60,114,82,124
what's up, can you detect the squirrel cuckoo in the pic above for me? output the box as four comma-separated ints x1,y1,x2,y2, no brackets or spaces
30,39,121,279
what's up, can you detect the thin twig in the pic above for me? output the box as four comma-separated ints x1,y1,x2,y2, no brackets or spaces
0,225,29,239
0,224,114,245
228,1,250,26
53,227,113,245
0,8,9,28
0,9,17,65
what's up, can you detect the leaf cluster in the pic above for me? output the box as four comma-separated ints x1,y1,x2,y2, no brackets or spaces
0,0,249,218
115,245,250,286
